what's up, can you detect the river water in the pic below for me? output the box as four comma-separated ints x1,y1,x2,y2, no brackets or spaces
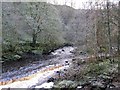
0,46,76,88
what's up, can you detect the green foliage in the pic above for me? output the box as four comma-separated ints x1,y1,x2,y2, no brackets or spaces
98,46,108,53
86,48,94,55
2,53,21,61
86,60,111,76
20,45,32,52
2,40,65,61
2,43,16,54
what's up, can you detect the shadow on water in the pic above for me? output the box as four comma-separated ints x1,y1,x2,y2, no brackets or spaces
2,52,54,73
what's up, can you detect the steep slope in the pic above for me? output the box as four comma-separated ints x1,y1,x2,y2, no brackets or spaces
54,5,91,44
2,2,91,46
2,2,65,45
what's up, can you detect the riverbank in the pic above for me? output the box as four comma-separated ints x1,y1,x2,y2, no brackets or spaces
2,43,73,62
2,43,73,73
53,56,119,89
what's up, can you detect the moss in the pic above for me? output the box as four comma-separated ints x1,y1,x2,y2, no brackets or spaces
86,48,94,55
98,46,108,53
31,50,42,55
2,41,66,61
2,53,21,61
53,80,78,88
84,60,114,77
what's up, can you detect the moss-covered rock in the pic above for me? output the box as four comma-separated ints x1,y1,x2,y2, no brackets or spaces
2,53,21,61
53,80,78,88
31,50,42,55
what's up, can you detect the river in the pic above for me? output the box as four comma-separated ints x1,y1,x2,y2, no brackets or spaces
0,46,76,89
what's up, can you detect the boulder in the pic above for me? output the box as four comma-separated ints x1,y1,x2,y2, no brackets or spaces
47,77,55,83
91,80,106,89
13,55,21,60
53,80,78,88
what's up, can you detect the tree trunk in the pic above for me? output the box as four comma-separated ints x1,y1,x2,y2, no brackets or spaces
118,1,120,55
118,1,120,76
106,1,112,61
32,32,37,48
94,3,98,60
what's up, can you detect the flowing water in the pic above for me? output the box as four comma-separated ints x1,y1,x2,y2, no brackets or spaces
0,46,76,88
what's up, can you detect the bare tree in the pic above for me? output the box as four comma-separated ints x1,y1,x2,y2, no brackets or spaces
53,0,58,5
14,2,47,47
64,0,67,5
